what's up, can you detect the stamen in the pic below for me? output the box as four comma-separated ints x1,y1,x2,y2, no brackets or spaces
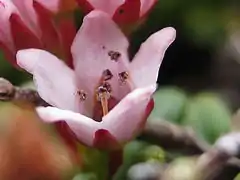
96,84,111,116
119,71,129,84
118,71,135,89
108,51,121,62
101,94,108,115
102,69,113,81
77,90,87,101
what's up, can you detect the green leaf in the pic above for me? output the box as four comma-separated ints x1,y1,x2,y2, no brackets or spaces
139,145,165,163
182,92,231,144
149,86,188,124
113,141,165,180
78,146,108,180
163,157,196,180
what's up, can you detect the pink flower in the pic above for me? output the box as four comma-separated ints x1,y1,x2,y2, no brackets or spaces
76,0,157,24
0,0,76,67
16,11,176,150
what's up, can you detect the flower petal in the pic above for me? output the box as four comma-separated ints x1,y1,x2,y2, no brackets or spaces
11,0,40,35
71,10,131,113
93,129,120,150
130,27,176,88
102,84,157,142
10,13,42,50
140,0,157,17
0,0,18,52
36,106,100,146
16,49,78,111
113,0,141,24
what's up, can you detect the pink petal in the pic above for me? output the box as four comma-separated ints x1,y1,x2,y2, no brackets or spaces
11,0,40,35
140,0,157,17
130,27,176,88
113,0,141,24
58,18,76,68
93,129,120,150
12,0,72,60
36,0,78,13
16,49,78,111
36,106,100,146
102,84,157,142
36,85,156,146
87,0,124,16
32,1,61,54
71,10,131,112
10,13,42,50
0,0,18,52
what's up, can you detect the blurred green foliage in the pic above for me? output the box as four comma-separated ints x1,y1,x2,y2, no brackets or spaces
72,173,97,180
182,92,231,143
150,87,188,124
113,141,165,180
162,157,196,180
78,147,109,180
150,87,232,144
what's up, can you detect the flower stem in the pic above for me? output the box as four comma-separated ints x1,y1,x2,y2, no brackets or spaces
108,149,123,179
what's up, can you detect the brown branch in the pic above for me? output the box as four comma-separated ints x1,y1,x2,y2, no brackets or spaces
195,133,240,180
0,78,48,106
139,120,210,155
140,122,240,179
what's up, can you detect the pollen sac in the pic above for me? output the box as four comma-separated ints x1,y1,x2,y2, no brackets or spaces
119,71,129,84
96,82,112,101
77,90,87,101
102,81,112,93
108,51,121,62
102,69,113,81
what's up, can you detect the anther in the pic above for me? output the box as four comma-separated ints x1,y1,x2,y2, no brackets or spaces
77,90,87,101
102,81,112,93
102,69,113,81
119,71,129,84
108,51,121,62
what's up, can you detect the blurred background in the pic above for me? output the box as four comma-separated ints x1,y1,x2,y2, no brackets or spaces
1,0,240,179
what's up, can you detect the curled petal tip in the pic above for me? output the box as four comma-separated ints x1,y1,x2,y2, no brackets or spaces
83,10,109,21
165,27,176,41
139,84,157,97
36,106,51,122
16,49,38,73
